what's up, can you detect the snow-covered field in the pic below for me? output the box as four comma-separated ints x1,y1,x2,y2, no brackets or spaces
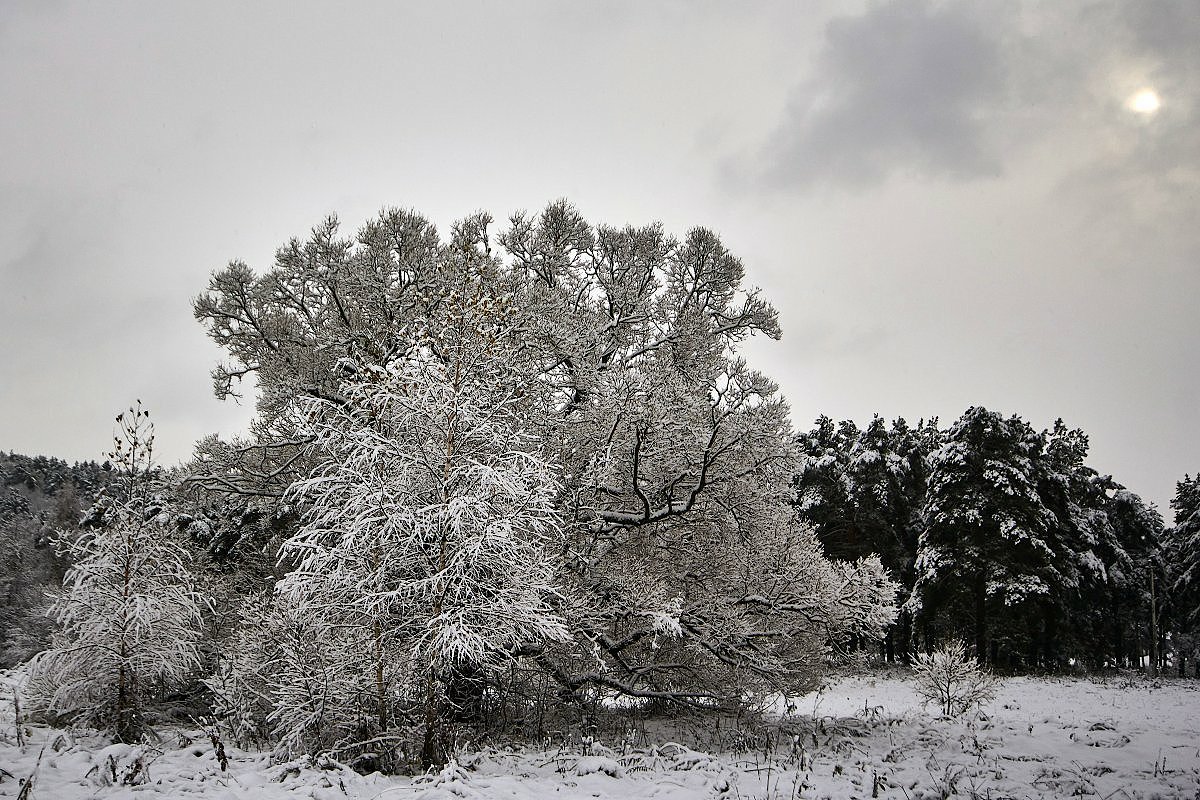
2,670,1197,799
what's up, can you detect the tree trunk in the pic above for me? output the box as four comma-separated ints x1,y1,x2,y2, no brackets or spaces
447,666,486,723
373,617,388,734
117,660,132,743
421,667,446,770
1112,599,1123,669
974,570,987,666
117,537,135,743
1148,571,1159,679
1044,613,1058,669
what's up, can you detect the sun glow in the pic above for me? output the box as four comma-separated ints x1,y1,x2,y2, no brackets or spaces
1127,88,1161,115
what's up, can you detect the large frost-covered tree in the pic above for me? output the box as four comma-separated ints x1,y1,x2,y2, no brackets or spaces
26,405,211,742
192,202,897,740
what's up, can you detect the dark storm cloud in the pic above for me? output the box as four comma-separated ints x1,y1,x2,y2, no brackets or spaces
740,0,1200,260
750,0,1010,189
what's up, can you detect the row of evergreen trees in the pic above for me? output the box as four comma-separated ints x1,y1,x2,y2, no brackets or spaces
794,407,1199,674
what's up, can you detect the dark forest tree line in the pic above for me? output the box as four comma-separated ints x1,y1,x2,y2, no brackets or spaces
794,408,1200,675
0,453,115,667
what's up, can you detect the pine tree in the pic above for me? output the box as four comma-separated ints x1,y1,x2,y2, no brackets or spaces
910,407,1061,665
1165,475,1200,675
794,415,936,661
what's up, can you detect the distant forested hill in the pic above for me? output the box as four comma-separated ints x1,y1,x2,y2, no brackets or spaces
0,451,113,666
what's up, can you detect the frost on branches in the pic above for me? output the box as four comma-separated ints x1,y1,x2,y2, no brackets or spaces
215,283,569,769
912,640,998,717
26,404,212,742
192,203,901,761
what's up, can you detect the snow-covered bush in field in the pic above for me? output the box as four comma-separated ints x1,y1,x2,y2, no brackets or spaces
88,743,157,786
210,593,432,765
25,405,212,742
911,640,998,716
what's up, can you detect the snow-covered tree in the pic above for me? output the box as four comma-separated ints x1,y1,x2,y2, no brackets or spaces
26,405,211,742
486,205,896,700
1037,419,1165,669
192,202,898,725
1103,488,1164,670
207,595,388,761
1165,475,1200,675
794,415,937,661
912,640,997,716
909,407,1063,664
266,279,568,768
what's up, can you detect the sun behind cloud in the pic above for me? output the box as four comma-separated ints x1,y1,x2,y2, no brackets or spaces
1127,88,1162,115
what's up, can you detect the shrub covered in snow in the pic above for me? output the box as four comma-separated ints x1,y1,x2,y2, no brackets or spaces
912,640,997,716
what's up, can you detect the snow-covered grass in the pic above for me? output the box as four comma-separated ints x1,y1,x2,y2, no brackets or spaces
2,669,1198,799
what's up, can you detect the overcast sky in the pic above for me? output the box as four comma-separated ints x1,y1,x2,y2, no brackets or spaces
2,1,1196,517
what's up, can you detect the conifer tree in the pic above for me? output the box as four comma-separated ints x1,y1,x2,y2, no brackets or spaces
1165,475,1200,675
910,407,1061,664
795,415,935,660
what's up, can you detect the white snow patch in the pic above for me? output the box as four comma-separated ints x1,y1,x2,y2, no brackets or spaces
1,670,1197,798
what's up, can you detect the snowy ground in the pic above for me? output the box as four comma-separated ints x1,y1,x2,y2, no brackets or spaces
1,670,1198,799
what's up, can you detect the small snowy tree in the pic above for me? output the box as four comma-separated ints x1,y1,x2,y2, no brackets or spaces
207,595,388,759
273,283,569,769
912,640,998,717
26,404,211,742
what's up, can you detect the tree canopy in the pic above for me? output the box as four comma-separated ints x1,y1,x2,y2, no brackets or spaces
190,201,897,767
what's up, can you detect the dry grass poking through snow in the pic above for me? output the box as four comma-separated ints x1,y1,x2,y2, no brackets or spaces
0,669,1197,799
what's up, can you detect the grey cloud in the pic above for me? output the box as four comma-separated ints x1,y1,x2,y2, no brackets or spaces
1041,2,1200,272
749,0,1010,189
1121,0,1200,74
740,0,1200,220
